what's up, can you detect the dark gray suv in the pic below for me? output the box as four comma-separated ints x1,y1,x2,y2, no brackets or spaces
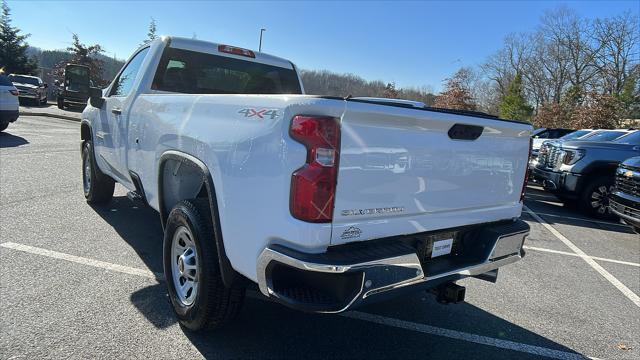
533,131,640,218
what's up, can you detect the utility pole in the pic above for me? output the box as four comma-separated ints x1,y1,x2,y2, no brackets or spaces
259,28,266,52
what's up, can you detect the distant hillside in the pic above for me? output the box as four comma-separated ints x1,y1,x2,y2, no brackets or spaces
300,70,435,105
24,47,435,104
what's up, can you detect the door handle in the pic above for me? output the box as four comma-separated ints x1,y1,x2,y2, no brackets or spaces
111,108,122,115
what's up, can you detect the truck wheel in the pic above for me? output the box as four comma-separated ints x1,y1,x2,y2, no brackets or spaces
57,97,65,110
580,176,615,219
163,199,245,332
82,140,115,203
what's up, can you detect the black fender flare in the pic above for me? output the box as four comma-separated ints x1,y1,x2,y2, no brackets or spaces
158,150,238,287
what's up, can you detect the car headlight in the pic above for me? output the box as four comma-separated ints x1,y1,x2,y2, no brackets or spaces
562,149,585,165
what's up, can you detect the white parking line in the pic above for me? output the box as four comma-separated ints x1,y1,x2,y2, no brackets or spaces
343,311,598,360
522,211,631,228
1,241,599,360
0,242,163,280
523,206,640,308
523,245,640,267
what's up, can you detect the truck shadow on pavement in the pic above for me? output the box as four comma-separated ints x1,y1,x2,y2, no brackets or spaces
129,282,586,360
90,195,587,360
0,131,29,148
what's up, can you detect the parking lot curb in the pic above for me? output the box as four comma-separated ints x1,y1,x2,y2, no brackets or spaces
20,111,81,122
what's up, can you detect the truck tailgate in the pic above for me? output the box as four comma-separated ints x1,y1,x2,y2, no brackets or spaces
332,101,532,245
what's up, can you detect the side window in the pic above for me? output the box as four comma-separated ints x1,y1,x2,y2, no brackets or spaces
536,130,549,139
110,47,150,97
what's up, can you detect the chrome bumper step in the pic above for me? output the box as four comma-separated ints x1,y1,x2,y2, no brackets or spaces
257,220,530,313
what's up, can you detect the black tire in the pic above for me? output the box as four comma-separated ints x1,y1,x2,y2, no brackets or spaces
163,199,245,332
579,176,615,219
57,97,65,110
82,140,115,203
0,123,8,132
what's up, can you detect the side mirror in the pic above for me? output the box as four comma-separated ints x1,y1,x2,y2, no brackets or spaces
89,87,105,109
43,83,48,88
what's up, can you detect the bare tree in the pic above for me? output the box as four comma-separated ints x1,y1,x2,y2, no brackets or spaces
593,11,639,96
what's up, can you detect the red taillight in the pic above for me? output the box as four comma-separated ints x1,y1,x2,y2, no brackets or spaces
218,44,255,58
9,89,18,96
521,138,533,202
290,115,341,222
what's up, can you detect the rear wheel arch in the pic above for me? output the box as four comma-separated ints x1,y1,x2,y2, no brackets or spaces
157,151,238,287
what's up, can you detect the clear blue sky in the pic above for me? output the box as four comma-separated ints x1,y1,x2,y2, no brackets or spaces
8,0,639,90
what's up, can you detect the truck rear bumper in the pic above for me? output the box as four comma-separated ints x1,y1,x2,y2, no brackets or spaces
257,219,529,313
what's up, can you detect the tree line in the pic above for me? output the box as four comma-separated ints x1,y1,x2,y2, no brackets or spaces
2,0,637,128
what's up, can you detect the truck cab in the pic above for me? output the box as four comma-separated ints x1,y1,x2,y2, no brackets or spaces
56,64,91,109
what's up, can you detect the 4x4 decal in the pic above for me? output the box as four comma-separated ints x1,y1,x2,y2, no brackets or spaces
238,108,279,120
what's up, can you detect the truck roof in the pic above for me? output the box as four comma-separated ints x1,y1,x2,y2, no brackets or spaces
162,36,295,70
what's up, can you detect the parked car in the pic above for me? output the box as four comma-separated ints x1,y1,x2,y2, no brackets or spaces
80,36,532,331
55,64,91,109
531,128,575,157
533,130,640,218
9,74,48,106
529,129,599,177
0,74,19,132
609,156,640,233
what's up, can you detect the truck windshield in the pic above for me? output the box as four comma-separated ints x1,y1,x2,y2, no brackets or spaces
9,75,39,86
560,130,590,140
584,131,627,142
613,131,640,145
152,47,302,95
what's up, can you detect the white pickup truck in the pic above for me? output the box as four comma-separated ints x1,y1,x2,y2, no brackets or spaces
81,36,532,331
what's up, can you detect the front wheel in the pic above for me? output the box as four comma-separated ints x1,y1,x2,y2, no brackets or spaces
580,176,615,219
82,140,115,203
163,199,245,332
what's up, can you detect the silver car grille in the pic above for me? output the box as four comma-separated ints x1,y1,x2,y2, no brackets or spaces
538,144,562,169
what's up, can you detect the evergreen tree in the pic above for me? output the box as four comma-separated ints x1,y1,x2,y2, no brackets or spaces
617,72,640,118
141,17,157,46
383,82,398,98
0,0,37,74
52,33,105,85
499,74,533,121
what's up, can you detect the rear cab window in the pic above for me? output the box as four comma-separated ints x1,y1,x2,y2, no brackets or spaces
152,47,302,95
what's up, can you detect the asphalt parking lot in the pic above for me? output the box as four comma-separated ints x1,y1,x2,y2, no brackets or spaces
1,116,638,359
